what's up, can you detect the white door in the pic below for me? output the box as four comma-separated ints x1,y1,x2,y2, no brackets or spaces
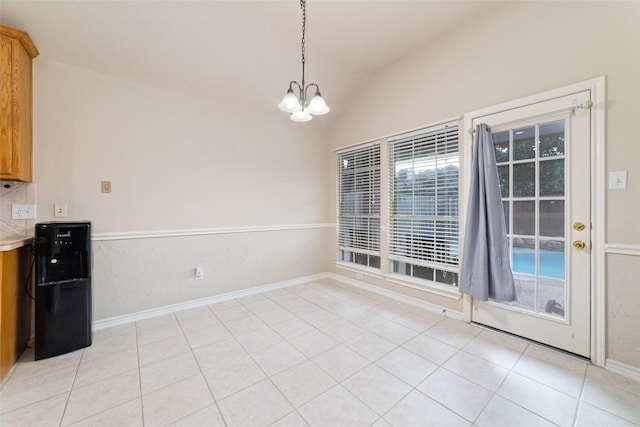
469,90,592,357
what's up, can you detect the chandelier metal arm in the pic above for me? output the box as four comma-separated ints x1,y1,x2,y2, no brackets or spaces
303,82,320,106
288,81,303,94
286,81,320,108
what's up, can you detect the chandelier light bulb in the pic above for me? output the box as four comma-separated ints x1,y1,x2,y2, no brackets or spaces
307,93,330,115
278,89,302,113
290,109,312,122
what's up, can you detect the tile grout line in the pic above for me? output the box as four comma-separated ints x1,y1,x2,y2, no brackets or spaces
57,346,86,427
136,317,146,427
571,364,590,427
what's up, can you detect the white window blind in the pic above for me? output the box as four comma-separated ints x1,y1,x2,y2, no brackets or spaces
337,144,381,268
388,122,460,284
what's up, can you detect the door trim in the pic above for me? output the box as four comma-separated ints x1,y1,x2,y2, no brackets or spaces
461,77,606,366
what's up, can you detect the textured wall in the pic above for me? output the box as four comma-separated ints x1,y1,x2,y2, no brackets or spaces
606,254,640,365
92,228,331,320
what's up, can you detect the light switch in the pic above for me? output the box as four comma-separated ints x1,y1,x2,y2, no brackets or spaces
608,171,628,190
12,204,36,219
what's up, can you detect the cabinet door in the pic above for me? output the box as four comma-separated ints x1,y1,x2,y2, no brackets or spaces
0,34,33,182
0,34,15,176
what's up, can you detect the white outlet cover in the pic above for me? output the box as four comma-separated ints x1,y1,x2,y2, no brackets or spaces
54,203,68,218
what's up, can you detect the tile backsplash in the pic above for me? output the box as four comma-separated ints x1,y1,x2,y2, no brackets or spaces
0,181,37,239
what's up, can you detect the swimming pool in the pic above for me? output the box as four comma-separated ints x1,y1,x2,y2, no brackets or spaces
512,247,565,279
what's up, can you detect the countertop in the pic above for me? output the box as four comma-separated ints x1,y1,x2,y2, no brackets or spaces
0,235,33,252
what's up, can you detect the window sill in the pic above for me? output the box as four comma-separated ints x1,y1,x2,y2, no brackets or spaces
334,262,383,279
384,273,462,300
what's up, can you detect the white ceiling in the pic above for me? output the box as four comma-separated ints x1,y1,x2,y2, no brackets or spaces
0,1,501,119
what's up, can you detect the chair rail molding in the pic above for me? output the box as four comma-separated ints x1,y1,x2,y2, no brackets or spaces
92,223,336,242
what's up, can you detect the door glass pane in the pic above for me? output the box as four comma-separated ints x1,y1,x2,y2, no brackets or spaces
512,238,535,311
493,131,510,163
497,165,509,197
539,240,565,279
540,200,564,237
537,239,566,319
512,238,535,275
513,201,535,235
513,127,535,160
540,159,564,196
539,120,565,157
513,162,535,197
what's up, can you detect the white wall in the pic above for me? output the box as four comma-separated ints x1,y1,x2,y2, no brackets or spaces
33,59,332,320
328,1,640,368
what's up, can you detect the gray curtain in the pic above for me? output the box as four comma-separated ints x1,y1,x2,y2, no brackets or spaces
460,123,515,302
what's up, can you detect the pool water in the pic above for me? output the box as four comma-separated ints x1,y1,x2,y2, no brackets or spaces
512,248,565,279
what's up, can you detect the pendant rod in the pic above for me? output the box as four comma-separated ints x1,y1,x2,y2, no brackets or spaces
300,0,306,104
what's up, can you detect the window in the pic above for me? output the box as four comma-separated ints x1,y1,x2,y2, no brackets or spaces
388,122,460,286
337,144,381,268
336,120,460,290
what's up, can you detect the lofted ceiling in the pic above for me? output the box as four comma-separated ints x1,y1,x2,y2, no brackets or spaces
0,1,501,121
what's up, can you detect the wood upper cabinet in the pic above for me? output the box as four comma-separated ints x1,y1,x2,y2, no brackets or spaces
0,25,38,182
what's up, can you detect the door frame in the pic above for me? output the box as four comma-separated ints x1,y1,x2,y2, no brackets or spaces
461,77,606,366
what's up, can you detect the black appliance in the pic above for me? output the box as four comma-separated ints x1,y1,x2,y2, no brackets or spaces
35,221,92,360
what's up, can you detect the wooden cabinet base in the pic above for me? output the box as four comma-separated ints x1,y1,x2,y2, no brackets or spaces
0,246,31,381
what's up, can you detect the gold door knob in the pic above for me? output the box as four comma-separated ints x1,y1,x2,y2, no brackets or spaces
573,222,586,231
573,240,586,250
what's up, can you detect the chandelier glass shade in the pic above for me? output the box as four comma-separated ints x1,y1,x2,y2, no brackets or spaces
278,0,329,121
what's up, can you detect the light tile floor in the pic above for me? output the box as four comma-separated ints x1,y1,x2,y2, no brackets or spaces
1,279,639,426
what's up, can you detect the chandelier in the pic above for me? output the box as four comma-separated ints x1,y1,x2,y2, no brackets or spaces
278,0,329,122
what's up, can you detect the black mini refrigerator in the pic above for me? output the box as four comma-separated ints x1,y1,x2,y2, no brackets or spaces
35,221,92,360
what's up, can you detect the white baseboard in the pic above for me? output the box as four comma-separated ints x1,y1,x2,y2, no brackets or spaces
324,272,464,320
92,273,327,330
605,358,640,382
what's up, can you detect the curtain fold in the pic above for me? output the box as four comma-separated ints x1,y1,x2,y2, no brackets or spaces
460,123,515,302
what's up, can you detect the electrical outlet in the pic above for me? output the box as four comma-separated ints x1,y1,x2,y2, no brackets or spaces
54,203,68,218
12,204,36,219
194,266,204,280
